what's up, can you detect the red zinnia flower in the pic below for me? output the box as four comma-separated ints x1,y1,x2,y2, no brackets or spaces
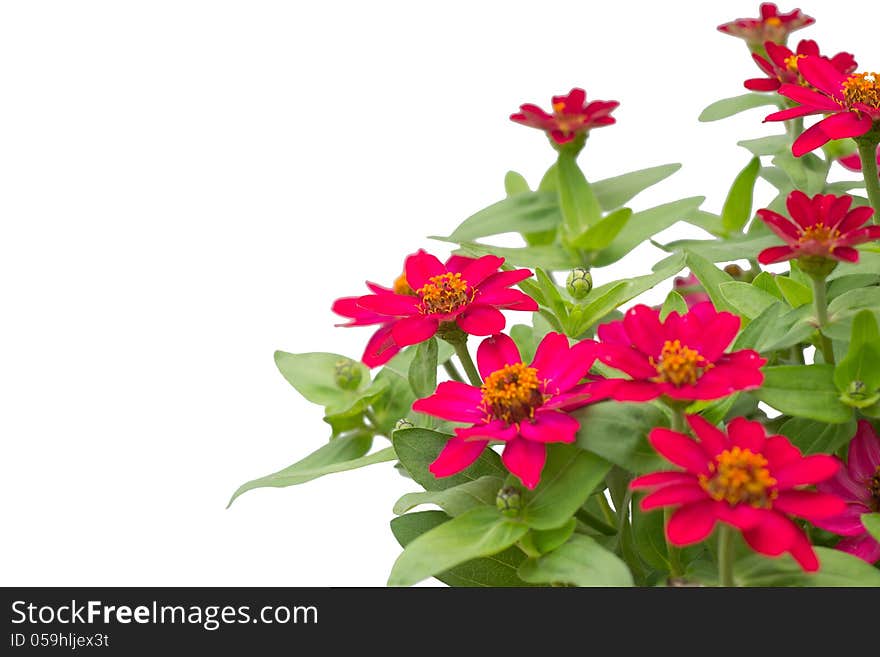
336,250,537,368
593,302,765,402
839,144,880,178
756,190,879,265
745,39,856,92
510,88,619,146
413,333,604,489
632,415,845,572
718,3,814,47
814,421,880,564
765,57,880,156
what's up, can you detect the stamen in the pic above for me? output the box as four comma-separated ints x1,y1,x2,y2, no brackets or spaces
480,363,545,425
650,339,712,387
393,273,414,296
699,447,777,507
416,272,472,315
798,222,841,251
783,53,804,73
843,72,880,109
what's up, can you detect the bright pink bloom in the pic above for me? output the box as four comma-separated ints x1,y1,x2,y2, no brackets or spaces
593,302,765,402
335,250,537,368
510,88,619,145
814,421,880,564
765,57,880,156
672,272,711,308
745,39,856,92
632,415,845,572
413,333,606,489
839,144,880,178
718,3,814,47
756,190,879,265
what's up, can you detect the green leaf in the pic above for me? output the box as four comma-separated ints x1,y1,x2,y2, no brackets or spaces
735,547,880,587
393,475,503,517
445,191,560,242
660,290,688,320
274,351,370,412
518,534,633,586
592,163,681,211
659,234,780,263
699,93,781,122
862,513,880,542
632,500,669,572
557,151,601,235
525,518,577,555
387,507,529,586
535,268,568,320
751,271,783,299
504,170,530,196
390,511,534,587
569,207,633,251
754,365,852,423
392,428,506,491
777,417,857,455
227,434,392,507
719,281,779,320
521,444,611,530
737,134,790,156
772,151,826,195
776,276,812,308
834,309,880,394
685,251,735,312
574,401,669,474
407,338,438,399
593,197,705,267
722,157,760,234
449,241,577,271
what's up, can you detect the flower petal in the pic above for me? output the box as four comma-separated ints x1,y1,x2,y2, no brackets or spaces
848,420,880,482
630,471,694,489
640,482,708,510
757,208,800,242
412,381,484,422
666,500,718,546
404,250,446,290
792,121,832,157
742,511,798,557
477,268,533,292
837,205,876,233
456,305,505,336
763,434,803,470
390,315,438,347
623,305,665,356
773,490,846,521
362,324,401,367
502,438,547,490
836,533,880,564
788,525,820,571
649,428,711,475
455,420,517,442
773,454,839,490
758,245,796,264
429,437,489,478
811,502,871,536
357,293,420,316
815,111,873,141
797,55,847,98
727,417,766,452
476,333,522,379
777,82,842,111
594,344,657,378
460,255,504,287
519,410,579,444
687,414,729,457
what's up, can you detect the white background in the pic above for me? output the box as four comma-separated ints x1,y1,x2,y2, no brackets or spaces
1,1,876,586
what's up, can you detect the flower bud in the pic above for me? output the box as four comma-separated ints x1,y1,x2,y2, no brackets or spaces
840,380,880,409
566,268,593,299
394,418,414,431
496,486,522,518
334,358,362,390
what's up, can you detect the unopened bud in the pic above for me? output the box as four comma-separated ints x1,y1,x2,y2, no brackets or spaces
566,268,593,299
848,380,867,400
394,418,414,431
334,358,362,390
496,486,522,517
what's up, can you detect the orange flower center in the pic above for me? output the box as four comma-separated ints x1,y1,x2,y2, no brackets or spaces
798,222,841,248
651,340,712,387
843,72,880,109
416,272,472,315
870,466,880,509
699,447,778,507
783,53,804,73
765,16,782,27
393,273,414,296
480,362,545,424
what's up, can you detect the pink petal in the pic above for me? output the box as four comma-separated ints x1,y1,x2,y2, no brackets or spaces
623,305,665,356
594,344,658,379
596,319,630,346
404,250,446,290
693,310,741,362
687,414,729,457
443,254,474,273
848,420,880,482
831,246,860,263
792,120,832,157
742,511,798,556
812,502,872,536
773,490,846,520
765,105,822,122
476,288,539,310
815,111,873,140
835,225,880,247
456,305,505,336
630,471,694,489
605,380,662,402
361,324,400,367
836,534,880,564
758,245,796,264
786,190,816,228
429,436,489,478
757,208,800,242
502,438,547,490
412,381,484,422
763,434,803,470
838,205,876,233
639,482,708,510
727,417,767,452
649,428,711,475
391,315,438,347
818,459,872,504
798,55,847,98
357,293,420,317
475,333,522,379
788,525,820,571
459,255,504,287
774,454,839,490
714,502,764,530
745,77,780,92
477,268,532,292
666,500,718,546
455,420,518,442
777,82,842,111
519,410,579,444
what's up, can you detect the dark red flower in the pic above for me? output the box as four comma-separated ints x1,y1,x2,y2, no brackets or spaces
765,57,880,156
413,333,605,489
718,3,814,47
756,190,879,265
593,302,766,402
839,144,880,178
334,250,537,368
632,415,845,571
745,39,856,92
814,421,880,564
510,88,619,145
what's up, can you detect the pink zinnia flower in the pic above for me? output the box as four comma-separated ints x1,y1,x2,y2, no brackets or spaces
718,3,814,47
745,39,856,92
756,190,879,265
765,57,880,156
510,88,619,146
672,272,711,308
632,415,845,572
413,333,605,489
593,302,766,402
337,250,537,368
813,421,880,564
839,144,880,178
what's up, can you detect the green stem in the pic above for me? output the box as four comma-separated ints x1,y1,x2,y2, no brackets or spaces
810,275,835,365
442,359,464,383
856,137,880,223
451,340,482,387
718,525,736,587
787,116,804,142
574,508,617,536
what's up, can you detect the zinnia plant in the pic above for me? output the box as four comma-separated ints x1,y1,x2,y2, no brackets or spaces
230,4,880,588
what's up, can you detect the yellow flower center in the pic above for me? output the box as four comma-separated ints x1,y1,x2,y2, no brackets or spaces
798,222,841,249
480,362,545,424
843,72,880,109
651,340,712,387
416,272,472,315
765,16,782,27
783,53,804,73
552,101,566,112
699,447,778,507
393,273,414,296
